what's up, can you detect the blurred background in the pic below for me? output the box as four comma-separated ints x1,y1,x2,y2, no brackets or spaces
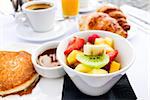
105,0,150,11
98,0,150,11
0,0,150,15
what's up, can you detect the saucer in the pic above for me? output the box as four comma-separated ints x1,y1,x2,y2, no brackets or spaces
16,20,73,42
79,1,100,13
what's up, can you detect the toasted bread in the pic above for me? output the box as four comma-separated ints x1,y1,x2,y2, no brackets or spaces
0,51,39,96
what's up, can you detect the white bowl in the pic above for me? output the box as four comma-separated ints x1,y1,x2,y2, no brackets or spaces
32,41,66,78
57,30,135,96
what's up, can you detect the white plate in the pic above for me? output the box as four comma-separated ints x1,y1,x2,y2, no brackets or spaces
127,21,137,40
16,20,73,42
1,43,64,100
79,1,100,13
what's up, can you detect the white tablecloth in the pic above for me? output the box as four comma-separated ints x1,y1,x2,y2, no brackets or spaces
0,3,149,100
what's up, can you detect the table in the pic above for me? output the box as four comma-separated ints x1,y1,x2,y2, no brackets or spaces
0,1,149,100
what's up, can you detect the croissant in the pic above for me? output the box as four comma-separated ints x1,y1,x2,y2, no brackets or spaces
79,12,128,38
97,4,130,32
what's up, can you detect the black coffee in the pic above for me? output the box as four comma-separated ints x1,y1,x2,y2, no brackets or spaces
26,3,52,10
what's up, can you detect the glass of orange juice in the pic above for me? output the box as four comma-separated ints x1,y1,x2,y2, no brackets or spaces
62,0,79,17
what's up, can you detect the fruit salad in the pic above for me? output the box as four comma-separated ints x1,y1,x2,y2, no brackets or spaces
64,34,121,74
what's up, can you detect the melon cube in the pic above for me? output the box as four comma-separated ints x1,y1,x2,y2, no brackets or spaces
109,61,121,73
75,64,92,73
88,68,108,74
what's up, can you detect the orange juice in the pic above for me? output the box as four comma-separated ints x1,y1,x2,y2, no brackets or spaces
62,0,79,17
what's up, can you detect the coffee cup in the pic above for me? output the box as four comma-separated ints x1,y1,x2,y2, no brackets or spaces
15,1,56,32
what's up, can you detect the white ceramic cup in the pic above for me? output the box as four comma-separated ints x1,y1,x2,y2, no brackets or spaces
57,30,135,96
32,41,66,78
15,1,56,32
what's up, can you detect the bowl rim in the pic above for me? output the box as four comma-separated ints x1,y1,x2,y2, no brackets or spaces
57,30,136,77
32,41,62,70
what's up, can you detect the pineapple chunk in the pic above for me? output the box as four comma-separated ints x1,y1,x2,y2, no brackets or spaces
104,37,113,47
95,37,113,48
88,69,108,74
109,61,121,73
67,50,82,65
94,38,105,45
75,64,92,73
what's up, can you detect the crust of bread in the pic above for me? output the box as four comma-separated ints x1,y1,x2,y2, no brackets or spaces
0,74,39,96
0,51,38,96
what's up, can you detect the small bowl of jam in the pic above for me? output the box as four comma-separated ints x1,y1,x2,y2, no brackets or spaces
32,41,66,78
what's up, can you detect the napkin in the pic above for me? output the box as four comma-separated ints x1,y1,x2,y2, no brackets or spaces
62,75,137,100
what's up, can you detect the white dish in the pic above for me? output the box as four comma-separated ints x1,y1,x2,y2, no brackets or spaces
15,20,72,42
79,1,100,13
127,20,138,40
57,30,135,96
1,43,64,100
32,41,66,78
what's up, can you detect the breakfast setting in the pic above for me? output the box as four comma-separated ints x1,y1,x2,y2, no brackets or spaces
0,0,149,100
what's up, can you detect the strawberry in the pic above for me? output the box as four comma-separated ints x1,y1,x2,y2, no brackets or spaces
107,50,118,62
64,37,85,55
88,34,100,44
68,37,76,46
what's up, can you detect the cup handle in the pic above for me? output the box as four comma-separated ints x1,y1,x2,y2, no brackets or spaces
15,12,30,26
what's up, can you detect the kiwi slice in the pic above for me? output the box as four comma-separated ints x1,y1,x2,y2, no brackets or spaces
76,53,109,69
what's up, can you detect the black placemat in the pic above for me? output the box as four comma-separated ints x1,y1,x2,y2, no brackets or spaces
62,74,137,100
